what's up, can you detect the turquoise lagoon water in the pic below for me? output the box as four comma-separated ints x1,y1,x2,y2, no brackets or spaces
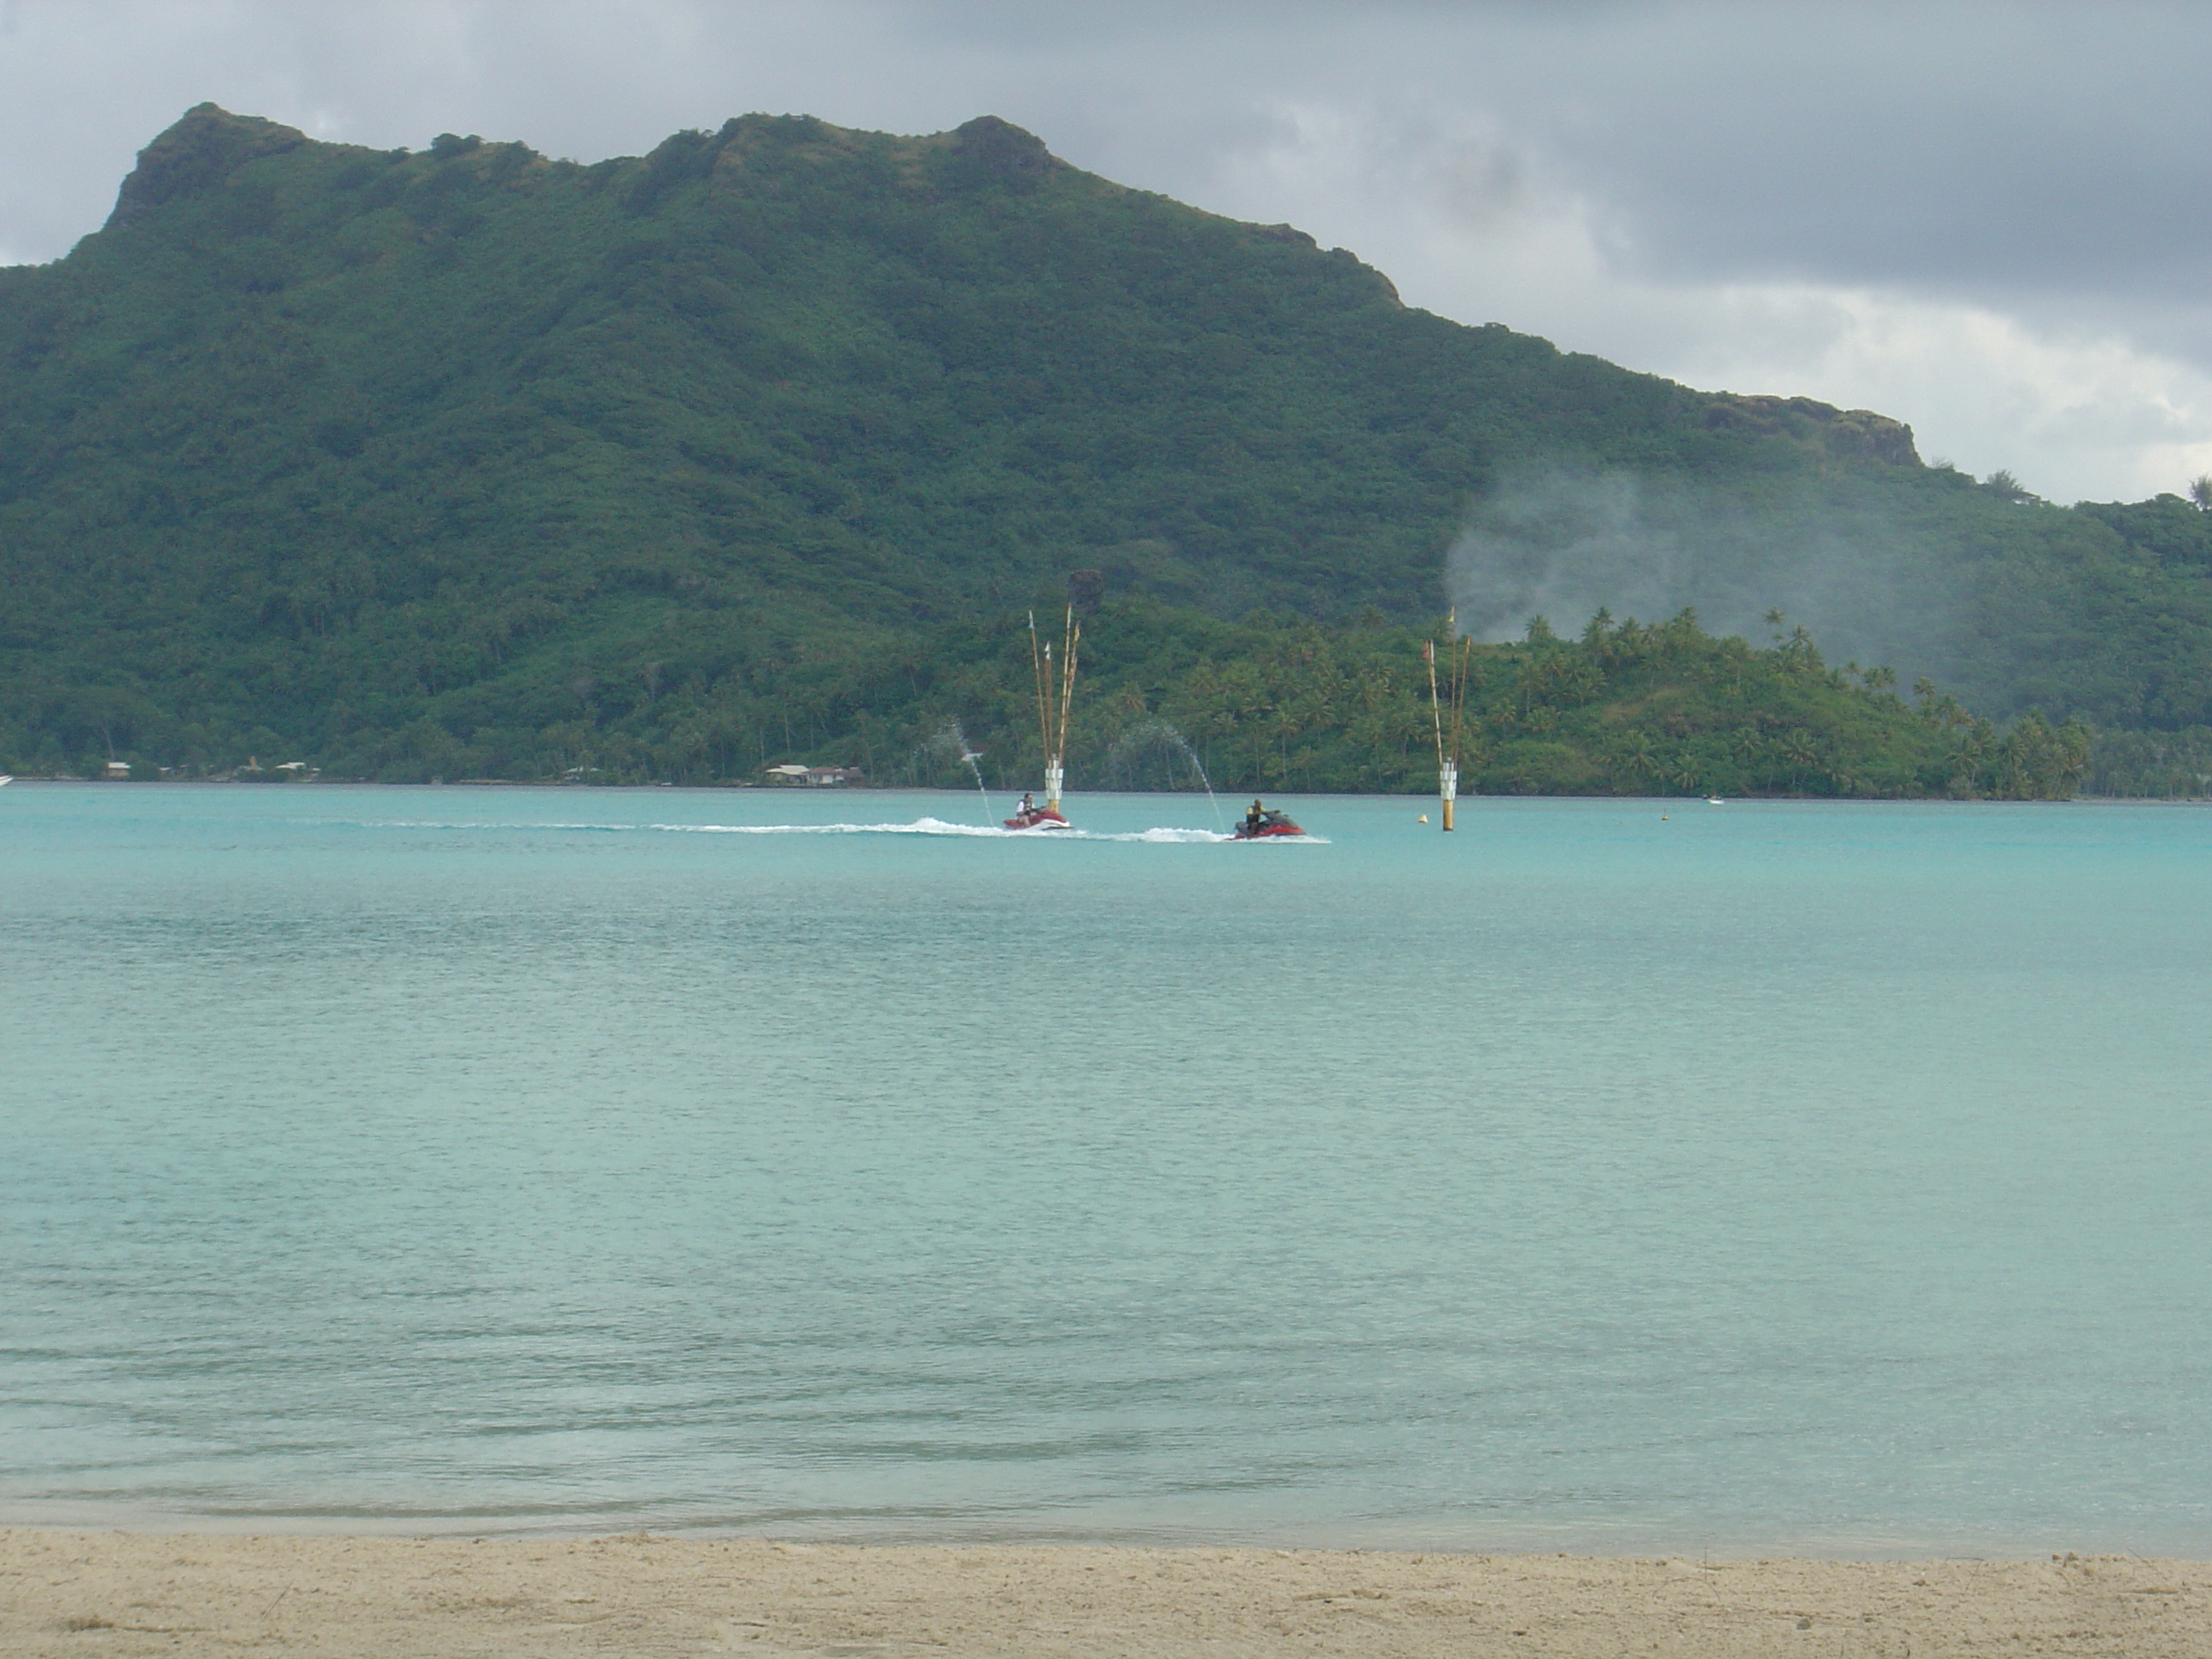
3,783,2209,1555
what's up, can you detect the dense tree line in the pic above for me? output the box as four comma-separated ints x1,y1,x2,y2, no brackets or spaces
8,597,2088,801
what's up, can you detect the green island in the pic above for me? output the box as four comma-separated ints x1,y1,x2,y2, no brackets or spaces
0,103,2207,796
421,598,2089,801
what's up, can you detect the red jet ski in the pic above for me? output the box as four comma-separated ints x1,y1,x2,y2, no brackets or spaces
1004,794,1071,830
1232,806,1306,839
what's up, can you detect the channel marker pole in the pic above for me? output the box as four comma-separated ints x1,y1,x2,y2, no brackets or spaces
1424,637,1450,830
1444,632,1470,832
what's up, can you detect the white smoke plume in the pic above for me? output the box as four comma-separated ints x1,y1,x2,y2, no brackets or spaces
1442,466,1962,683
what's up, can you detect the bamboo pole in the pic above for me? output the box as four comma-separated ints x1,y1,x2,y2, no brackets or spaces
1032,605,1078,814
1028,611,1052,786
1058,606,1080,773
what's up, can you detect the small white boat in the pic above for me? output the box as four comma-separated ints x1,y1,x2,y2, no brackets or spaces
0,775,12,787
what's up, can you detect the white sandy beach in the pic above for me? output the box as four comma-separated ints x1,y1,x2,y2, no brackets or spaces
3,1530,2207,1657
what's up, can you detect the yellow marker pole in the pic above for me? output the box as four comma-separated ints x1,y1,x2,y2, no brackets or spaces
1442,632,1470,832
1424,637,1448,830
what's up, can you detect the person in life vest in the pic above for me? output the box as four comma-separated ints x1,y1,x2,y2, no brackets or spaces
1245,798,1266,834
1019,791,1035,815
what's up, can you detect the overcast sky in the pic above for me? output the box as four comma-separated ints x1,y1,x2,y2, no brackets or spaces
3,0,2207,502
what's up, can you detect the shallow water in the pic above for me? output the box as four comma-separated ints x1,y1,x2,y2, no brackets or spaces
3,784,2209,1554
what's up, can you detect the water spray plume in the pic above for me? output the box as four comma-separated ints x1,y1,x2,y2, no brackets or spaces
1110,720,1224,829
919,719,992,823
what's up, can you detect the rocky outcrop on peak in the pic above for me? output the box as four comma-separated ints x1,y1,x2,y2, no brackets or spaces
106,103,308,230
947,115,1062,191
1703,393,1920,467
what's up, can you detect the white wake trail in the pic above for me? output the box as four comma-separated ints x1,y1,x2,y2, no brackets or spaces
323,817,1327,844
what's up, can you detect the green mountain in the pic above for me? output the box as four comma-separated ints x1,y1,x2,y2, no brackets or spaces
0,102,2203,787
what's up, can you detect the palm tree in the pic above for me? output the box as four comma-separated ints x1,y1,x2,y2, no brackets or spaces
1781,729,1819,792
2055,719,2093,795
1616,731,1656,789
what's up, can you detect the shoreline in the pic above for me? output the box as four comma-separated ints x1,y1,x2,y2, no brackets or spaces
5,1529,2206,1657
7,775,2210,806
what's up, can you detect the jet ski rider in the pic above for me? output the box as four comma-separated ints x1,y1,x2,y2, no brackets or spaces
1244,798,1266,835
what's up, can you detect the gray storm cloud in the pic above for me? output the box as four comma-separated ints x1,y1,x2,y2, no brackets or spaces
4,2,2212,494
8,0,2212,303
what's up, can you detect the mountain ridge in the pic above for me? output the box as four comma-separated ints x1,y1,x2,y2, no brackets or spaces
1,104,2207,785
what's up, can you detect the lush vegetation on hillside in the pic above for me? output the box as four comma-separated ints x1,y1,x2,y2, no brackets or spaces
15,593,2084,801
754,602,2088,802
0,104,2201,789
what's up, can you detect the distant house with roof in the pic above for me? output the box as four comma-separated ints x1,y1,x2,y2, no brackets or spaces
764,764,864,786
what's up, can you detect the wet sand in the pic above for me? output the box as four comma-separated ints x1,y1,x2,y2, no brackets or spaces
3,1529,2208,1656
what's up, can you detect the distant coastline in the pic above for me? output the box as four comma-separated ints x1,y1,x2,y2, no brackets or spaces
14,777,2212,803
